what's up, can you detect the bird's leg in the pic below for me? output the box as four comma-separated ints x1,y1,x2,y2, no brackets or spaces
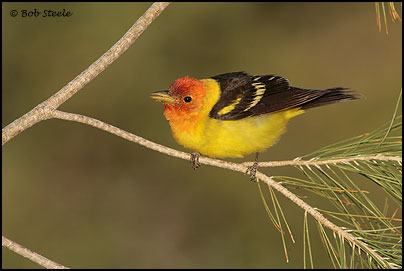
190,152,201,170
246,152,259,182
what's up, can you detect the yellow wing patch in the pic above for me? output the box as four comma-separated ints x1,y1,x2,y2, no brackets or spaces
243,81,266,112
217,97,242,115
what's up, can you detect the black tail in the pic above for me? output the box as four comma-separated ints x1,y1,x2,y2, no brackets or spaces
300,87,358,110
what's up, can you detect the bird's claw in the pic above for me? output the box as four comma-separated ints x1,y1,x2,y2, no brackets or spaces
246,162,258,182
245,152,260,182
190,152,201,170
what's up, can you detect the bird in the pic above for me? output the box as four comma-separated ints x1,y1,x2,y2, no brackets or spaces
150,71,357,181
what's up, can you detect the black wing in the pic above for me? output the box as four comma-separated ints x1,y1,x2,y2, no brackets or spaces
209,72,357,120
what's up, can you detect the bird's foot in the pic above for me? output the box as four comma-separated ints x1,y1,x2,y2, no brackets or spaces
190,152,201,170
245,152,259,182
246,162,258,182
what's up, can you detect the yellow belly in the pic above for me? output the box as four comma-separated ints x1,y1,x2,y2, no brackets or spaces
169,108,304,158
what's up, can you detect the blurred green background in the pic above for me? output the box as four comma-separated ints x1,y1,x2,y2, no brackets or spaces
2,2,402,269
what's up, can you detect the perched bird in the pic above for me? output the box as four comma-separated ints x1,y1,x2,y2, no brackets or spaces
151,72,357,181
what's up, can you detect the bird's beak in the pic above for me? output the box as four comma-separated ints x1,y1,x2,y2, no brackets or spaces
150,90,176,104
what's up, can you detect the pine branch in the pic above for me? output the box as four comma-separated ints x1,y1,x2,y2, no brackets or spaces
243,155,401,168
50,109,399,268
270,108,402,268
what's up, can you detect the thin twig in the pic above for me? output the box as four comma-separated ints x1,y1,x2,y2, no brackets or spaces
2,2,170,146
2,236,69,269
51,109,396,268
242,155,402,168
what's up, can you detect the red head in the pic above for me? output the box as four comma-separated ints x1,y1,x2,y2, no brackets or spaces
151,76,207,122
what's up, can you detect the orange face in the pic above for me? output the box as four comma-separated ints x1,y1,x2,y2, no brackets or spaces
151,76,207,122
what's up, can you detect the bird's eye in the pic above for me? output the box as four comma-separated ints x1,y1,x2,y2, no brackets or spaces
184,96,192,103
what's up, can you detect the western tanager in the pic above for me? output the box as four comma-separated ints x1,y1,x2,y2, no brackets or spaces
151,72,357,181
